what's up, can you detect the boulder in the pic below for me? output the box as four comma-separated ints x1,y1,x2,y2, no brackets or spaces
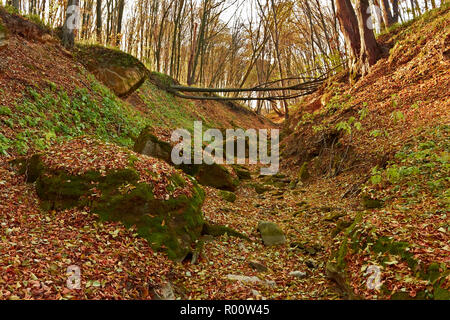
232,164,252,180
92,66,147,97
226,274,275,287
134,129,172,163
184,162,239,191
74,44,148,97
134,127,239,191
220,190,236,203
289,271,307,279
249,261,268,272
253,183,271,194
257,221,286,246
15,137,205,261
362,195,384,209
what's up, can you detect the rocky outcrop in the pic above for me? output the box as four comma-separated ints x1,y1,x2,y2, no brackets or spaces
134,127,239,191
92,66,147,97
182,162,239,191
134,129,172,163
14,137,205,261
75,44,148,97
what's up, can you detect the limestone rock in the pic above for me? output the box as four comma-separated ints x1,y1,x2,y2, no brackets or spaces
289,271,307,279
134,127,239,191
249,261,268,272
257,221,286,246
227,274,275,287
75,44,148,97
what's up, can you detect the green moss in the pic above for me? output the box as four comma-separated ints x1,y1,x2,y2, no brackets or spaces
75,44,146,69
11,154,44,183
372,237,417,269
252,183,271,194
298,162,310,181
202,223,250,241
232,164,251,180
433,287,450,300
6,85,148,155
133,127,172,162
362,196,384,209
192,163,239,191
149,71,178,90
219,190,236,203
31,156,205,261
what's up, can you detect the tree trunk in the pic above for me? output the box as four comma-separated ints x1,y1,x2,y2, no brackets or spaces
410,0,416,19
11,0,20,10
335,0,361,73
355,0,382,76
96,0,102,42
62,0,79,49
115,0,125,47
270,0,289,120
379,0,394,29
391,0,399,23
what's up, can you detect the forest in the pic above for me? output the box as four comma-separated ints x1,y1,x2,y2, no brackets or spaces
0,0,448,305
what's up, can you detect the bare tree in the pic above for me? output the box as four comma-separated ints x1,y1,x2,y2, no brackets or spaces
355,0,382,75
379,0,394,29
115,0,125,46
335,0,361,73
62,0,80,48
96,0,102,42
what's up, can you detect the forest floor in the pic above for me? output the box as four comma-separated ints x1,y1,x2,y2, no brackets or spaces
0,158,345,300
173,172,343,300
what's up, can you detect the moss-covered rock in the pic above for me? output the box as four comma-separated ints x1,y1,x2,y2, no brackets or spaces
75,44,148,97
189,163,239,191
134,127,239,191
362,195,384,209
134,127,172,163
202,222,250,241
252,183,271,194
298,162,310,181
16,138,206,261
231,164,252,180
257,221,286,246
220,190,236,203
